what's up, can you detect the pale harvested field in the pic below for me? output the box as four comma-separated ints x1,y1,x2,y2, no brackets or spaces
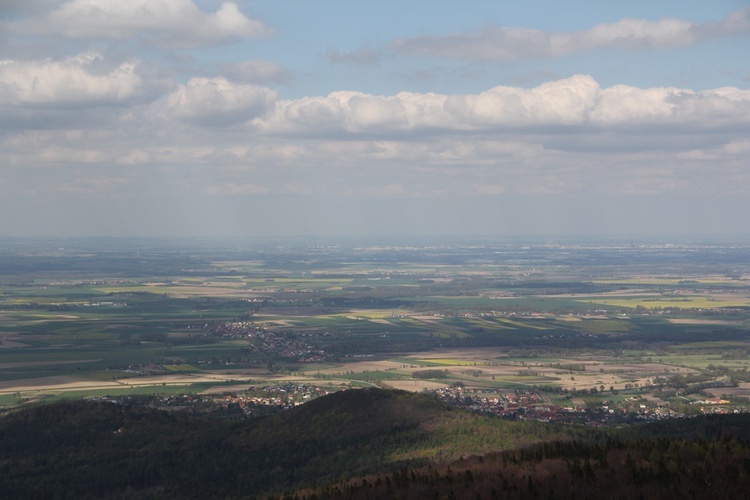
315,359,406,375
0,374,236,395
0,333,29,348
0,371,276,395
415,347,510,361
668,318,743,325
561,375,652,391
385,380,448,392
16,314,82,320
164,288,260,298
307,346,710,392
0,339,29,348
200,384,259,394
116,374,247,386
0,359,101,369
251,316,296,327
369,318,396,326
96,284,261,299
419,354,687,391
0,366,328,396
349,309,403,319
0,375,121,394
395,348,699,390
201,367,277,376
705,382,750,398
594,363,697,375
409,317,468,333
640,393,668,404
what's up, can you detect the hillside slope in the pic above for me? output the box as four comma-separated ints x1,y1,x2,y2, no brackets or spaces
293,419,750,499
2,389,748,498
0,389,578,498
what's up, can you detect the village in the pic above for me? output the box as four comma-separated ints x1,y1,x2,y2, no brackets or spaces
92,381,749,424
430,386,747,424
93,383,338,418
199,320,334,363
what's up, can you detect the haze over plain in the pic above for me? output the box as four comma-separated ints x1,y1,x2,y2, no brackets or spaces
1,0,749,237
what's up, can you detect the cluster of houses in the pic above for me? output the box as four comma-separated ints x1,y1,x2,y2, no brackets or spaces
94,383,340,417
427,386,739,424
430,387,581,423
94,382,747,422
201,320,335,362
216,383,336,416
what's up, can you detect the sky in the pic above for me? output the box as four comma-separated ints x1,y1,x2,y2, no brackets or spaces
1,0,749,239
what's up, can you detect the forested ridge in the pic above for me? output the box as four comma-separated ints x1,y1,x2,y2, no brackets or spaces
1,389,750,499
290,434,750,499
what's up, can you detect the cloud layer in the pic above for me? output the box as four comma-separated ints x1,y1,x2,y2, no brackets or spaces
6,56,747,134
2,63,748,202
259,75,750,134
393,8,750,62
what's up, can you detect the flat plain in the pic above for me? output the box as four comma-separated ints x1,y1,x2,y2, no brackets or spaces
1,238,749,414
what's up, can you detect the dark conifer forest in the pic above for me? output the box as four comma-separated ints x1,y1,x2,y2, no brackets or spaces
2,388,750,499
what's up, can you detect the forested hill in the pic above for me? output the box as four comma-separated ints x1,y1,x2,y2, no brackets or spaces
293,428,750,500
1,389,750,499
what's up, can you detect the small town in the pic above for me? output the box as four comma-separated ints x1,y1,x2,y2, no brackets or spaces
92,382,750,425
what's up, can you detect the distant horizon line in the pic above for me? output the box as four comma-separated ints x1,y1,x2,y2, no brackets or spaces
2,234,749,244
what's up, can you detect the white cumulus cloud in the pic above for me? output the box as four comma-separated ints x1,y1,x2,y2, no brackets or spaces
8,0,273,46
261,75,750,135
262,90,449,134
164,77,277,126
444,75,600,127
0,53,144,106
